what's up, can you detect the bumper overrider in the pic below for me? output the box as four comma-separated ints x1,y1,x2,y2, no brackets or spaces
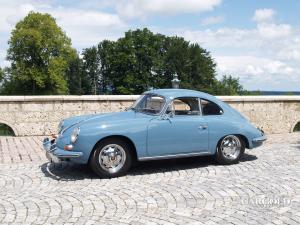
42,137,83,163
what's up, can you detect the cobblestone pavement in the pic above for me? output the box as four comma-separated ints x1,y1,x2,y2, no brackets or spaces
0,133,299,225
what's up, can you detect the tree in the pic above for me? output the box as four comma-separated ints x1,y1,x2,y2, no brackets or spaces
0,68,4,93
0,67,12,94
66,56,90,95
0,68,3,84
214,75,244,95
6,12,77,95
82,47,100,95
84,28,219,95
109,29,169,94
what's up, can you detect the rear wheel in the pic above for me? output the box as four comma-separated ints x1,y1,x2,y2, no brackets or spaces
90,138,132,178
215,135,245,164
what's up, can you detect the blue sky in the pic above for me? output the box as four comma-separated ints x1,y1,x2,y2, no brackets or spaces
0,0,299,91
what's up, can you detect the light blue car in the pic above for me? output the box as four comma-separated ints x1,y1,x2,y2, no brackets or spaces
43,89,266,178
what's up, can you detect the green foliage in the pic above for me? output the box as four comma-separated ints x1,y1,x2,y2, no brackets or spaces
294,122,300,132
5,11,77,95
0,68,4,89
284,91,294,96
214,75,245,95
2,13,245,96
0,123,15,136
81,28,227,95
66,55,89,95
82,46,101,94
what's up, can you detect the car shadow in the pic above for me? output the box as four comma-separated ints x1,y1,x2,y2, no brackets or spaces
40,153,257,181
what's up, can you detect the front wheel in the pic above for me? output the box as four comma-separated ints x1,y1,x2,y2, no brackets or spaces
215,135,245,164
90,138,132,178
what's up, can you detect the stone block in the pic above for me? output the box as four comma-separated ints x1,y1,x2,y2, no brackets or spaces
16,122,45,136
21,102,45,112
44,122,59,135
8,103,21,112
0,103,8,112
14,112,49,123
54,102,82,111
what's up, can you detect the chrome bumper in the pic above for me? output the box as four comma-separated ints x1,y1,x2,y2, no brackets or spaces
42,138,83,163
252,136,267,143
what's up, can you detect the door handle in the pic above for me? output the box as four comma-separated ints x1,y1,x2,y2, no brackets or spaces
198,125,208,130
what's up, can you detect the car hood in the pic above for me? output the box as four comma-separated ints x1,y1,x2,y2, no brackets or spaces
60,110,150,133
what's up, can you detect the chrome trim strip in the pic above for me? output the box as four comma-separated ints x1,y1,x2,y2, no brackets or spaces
55,152,83,158
139,151,211,161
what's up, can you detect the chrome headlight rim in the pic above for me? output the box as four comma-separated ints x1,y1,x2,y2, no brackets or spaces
58,120,64,133
70,127,80,143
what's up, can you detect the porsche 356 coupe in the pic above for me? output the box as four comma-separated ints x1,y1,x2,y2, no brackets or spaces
43,89,266,178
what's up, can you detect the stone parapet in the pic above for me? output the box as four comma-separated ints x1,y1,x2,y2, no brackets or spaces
0,95,299,136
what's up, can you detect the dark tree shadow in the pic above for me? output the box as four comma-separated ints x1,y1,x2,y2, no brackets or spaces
41,153,258,181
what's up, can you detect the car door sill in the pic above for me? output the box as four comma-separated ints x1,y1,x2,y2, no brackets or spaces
139,151,211,161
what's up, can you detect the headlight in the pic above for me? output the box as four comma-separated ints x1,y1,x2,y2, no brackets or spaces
70,127,80,143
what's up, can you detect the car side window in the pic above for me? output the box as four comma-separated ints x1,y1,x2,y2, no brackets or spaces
168,97,200,116
201,99,223,115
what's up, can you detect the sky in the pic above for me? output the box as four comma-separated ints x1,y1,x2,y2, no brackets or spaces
0,0,299,91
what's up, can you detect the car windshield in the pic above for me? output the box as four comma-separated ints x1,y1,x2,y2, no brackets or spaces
131,94,166,115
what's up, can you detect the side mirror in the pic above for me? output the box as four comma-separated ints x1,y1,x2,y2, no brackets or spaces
168,111,174,118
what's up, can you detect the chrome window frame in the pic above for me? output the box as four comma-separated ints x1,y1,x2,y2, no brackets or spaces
163,97,202,117
133,93,167,116
200,98,224,116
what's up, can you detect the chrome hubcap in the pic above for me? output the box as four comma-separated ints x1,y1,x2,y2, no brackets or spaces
220,135,241,160
99,144,126,173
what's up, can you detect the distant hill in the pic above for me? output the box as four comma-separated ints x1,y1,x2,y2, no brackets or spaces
247,91,300,95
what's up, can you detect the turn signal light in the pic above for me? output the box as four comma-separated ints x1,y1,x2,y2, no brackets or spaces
64,144,73,151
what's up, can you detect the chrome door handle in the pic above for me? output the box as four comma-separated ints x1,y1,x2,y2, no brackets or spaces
198,125,208,130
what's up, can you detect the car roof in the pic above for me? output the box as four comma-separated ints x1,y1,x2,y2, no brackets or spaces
144,88,216,101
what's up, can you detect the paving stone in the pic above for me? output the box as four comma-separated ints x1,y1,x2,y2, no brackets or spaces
0,133,299,224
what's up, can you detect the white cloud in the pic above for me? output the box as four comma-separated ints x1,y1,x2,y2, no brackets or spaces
0,1,36,32
0,0,127,66
44,8,126,48
50,8,124,28
216,56,294,77
215,56,298,90
253,8,276,23
257,23,291,39
201,16,224,26
116,0,222,19
0,1,299,91
176,8,300,91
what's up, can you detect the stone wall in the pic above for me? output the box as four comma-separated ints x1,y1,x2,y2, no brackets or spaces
0,95,299,136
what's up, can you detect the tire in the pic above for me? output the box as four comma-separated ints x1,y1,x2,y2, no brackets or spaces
90,138,132,178
215,135,245,165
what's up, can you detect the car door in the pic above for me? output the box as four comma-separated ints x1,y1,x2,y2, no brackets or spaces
147,97,209,157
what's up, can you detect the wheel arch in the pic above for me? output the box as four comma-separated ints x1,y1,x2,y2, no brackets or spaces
216,133,250,149
236,134,250,149
88,135,138,163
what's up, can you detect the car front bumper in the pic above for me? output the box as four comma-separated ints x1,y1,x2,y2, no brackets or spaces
253,136,267,142
42,137,83,163
252,135,267,148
